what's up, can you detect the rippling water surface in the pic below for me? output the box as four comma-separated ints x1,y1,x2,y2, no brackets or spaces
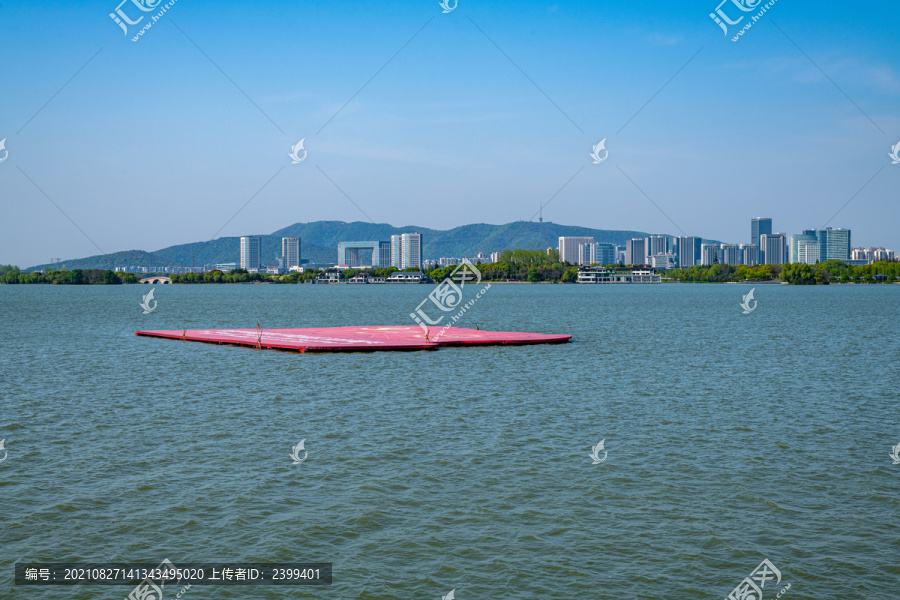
1,283,898,600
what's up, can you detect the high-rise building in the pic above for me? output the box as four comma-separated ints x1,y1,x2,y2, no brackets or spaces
676,236,696,268
646,235,668,258
576,242,616,266
282,237,300,270
559,237,594,264
759,233,786,265
390,235,403,268
796,240,820,265
701,243,719,266
578,243,594,266
240,236,261,271
817,227,851,262
751,217,773,248
720,244,741,265
595,243,616,266
740,244,758,266
391,233,423,269
789,231,818,263
490,251,501,263
625,238,646,265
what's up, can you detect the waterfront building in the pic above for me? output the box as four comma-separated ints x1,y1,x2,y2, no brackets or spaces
759,233,786,265
240,236,260,271
490,251,501,263
701,243,719,266
577,266,661,284
751,217,773,248
720,244,741,265
282,237,300,270
676,236,696,268
625,238,646,265
215,262,239,272
740,244,758,266
559,236,594,264
386,271,425,283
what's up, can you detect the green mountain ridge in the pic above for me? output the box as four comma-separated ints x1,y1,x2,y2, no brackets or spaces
24,221,716,271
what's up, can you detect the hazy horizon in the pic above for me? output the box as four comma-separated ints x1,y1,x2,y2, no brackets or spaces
2,0,899,267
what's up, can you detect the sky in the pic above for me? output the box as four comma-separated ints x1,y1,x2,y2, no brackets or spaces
1,0,899,267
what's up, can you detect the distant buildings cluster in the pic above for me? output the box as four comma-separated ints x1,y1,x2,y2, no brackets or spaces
558,217,894,270
118,219,894,277
238,236,301,274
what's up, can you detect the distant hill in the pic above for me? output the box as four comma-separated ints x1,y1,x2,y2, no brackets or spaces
26,221,716,271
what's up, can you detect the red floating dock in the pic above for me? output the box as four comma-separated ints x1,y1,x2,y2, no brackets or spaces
135,326,571,352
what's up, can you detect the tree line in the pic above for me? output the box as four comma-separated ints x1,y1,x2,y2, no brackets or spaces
667,260,900,284
0,266,139,285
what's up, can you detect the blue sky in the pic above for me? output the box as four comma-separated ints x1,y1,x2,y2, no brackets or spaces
1,0,898,267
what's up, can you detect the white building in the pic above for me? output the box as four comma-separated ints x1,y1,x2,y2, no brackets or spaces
759,233,787,265
650,254,677,270
559,236,594,264
490,251,501,263
240,236,261,271
646,235,668,258
577,266,661,284
282,237,300,270
391,233,423,269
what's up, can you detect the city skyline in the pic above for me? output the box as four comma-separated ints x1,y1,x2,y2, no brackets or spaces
1,0,898,268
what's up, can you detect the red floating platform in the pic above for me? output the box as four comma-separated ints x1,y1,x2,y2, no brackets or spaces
135,326,571,352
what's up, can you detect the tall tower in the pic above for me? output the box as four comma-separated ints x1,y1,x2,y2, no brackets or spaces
282,237,300,270
240,236,261,270
751,217,772,248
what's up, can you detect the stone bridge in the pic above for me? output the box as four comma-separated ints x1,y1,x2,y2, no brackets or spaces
139,276,172,284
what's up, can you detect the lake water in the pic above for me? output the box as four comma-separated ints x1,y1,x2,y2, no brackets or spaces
1,283,898,600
